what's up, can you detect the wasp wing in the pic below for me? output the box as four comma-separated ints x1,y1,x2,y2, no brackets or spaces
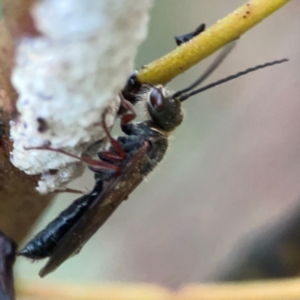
39,142,150,277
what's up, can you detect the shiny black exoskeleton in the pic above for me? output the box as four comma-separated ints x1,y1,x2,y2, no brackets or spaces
18,182,104,259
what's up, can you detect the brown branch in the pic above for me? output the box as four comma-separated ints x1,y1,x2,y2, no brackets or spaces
0,0,53,244
0,231,16,300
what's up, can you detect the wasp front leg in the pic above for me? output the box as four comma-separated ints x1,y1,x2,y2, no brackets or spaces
118,93,137,126
101,93,139,161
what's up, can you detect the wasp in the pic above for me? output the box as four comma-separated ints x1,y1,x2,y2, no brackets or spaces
18,26,288,277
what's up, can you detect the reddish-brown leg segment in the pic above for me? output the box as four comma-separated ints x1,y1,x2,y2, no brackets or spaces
99,151,124,162
119,93,136,126
101,110,127,159
24,147,120,172
24,98,137,174
53,188,84,195
94,95,137,160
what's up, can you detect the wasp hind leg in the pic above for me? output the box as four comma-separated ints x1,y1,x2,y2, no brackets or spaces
24,145,120,173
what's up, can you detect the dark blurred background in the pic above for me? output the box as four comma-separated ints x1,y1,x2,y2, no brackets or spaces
16,0,300,287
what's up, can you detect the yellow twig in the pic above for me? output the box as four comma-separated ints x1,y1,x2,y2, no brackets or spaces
137,0,290,85
179,279,300,300
17,281,173,300
17,278,300,300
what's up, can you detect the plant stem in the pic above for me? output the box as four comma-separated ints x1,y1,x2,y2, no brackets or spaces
136,0,291,85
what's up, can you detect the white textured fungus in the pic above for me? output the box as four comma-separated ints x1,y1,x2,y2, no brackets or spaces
10,0,153,193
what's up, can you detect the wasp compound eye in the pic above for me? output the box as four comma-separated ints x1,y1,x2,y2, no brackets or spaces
149,88,165,112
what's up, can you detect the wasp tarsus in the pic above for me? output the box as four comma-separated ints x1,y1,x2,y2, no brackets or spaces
121,72,142,105
174,23,206,46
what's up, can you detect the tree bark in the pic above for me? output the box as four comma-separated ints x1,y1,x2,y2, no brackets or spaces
0,0,53,244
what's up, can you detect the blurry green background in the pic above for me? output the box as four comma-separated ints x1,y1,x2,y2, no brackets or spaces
15,0,300,287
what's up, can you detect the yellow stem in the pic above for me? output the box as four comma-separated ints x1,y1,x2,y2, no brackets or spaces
180,279,300,300
17,281,172,300
17,278,300,300
137,0,290,85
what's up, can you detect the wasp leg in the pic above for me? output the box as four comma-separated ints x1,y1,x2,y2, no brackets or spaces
24,146,120,172
119,93,137,125
98,151,124,162
174,23,205,46
101,110,127,159
121,72,142,104
52,188,84,195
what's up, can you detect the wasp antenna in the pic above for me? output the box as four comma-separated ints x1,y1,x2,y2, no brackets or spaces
173,42,236,99
179,58,289,102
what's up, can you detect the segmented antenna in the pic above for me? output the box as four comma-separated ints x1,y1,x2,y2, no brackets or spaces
173,42,236,99
178,59,288,102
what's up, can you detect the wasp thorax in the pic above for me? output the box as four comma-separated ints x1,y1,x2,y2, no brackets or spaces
147,86,183,132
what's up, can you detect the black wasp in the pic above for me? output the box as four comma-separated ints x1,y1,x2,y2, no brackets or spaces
18,25,288,277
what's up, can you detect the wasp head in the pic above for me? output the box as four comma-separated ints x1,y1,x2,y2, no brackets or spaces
146,86,183,132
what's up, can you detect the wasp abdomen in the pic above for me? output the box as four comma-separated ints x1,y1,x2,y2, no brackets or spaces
18,182,103,260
